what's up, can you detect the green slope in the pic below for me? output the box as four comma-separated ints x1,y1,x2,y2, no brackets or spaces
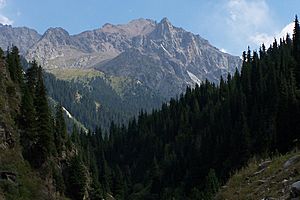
44,69,164,130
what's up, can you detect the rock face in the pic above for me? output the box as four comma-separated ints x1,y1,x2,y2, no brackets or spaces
0,18,241,98
0,24,41,54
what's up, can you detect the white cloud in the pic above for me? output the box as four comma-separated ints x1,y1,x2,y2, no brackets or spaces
226,0,272,35
0,14,13,25
250,22,294,47
0,0,13,25
0,0,6,9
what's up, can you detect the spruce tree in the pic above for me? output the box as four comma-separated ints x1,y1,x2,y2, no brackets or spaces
33,66,55,167
19,85,37,163
293,15,300,87
67,156,87,200
54,104,68,155
6,46,23,84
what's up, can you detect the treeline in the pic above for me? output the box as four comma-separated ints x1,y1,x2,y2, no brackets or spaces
70,17,300,199
43,70,164,131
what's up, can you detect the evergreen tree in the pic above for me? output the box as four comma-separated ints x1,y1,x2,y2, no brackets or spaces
112,166,125,200
19,85,37,163
66,156,87,200
6,46,23,85
293,15,300,88
54,104,68,155
33,66,55,167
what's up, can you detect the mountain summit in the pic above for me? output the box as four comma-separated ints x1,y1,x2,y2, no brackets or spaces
0,18,241,98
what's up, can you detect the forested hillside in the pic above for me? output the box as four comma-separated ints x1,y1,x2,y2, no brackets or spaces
0,46,100,199
43,70,163,130
70,17,300,199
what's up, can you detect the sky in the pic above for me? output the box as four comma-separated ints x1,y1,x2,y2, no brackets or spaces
0,0,299,56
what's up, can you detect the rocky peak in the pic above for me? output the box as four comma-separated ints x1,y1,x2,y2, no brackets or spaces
100,18,155,38
160,17,172,26
153,17,175,39
0,25,41,54
101,23,115,31
42,27,71,45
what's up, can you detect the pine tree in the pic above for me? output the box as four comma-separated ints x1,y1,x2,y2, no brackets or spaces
67,156,87,200
293,15,300,87
202,169,219,200
6,46,23,84
33,66,55,167
26,60,39,95
54,104,68,155
112,166,125,200
19,85,37,163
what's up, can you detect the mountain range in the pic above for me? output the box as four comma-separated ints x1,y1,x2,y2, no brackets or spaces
0,18,241,98
0,18,241,129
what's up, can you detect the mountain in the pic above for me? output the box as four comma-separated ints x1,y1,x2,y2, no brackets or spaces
0,24,41,54
1,17,300,200
0,18,241,99
0,18,241,130
73,22,300,199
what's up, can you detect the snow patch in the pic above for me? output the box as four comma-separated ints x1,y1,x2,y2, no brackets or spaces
160,44,172,57
136,80,142,85
187,70,202,86
220,48,228,53
62,107,73,119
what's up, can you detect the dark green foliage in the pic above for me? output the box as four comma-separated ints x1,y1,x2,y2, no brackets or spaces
43,72,164,131
33,66,54,166
52,166,65,194
19,85,37,162
20,61,55,168
19,60,56,168
6,46,23,85
66,156,87,200
72,17,300,200
54,104,68,155
293,15,300,88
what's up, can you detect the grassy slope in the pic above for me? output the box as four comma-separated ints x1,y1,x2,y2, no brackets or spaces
216,151,300,200
47,68,132,97
0,147,49,200
47,68,105,81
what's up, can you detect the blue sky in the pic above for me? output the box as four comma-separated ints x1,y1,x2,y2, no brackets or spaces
0,0,299,55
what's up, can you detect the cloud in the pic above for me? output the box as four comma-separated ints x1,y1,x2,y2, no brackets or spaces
222,0,282,53
250,22,294,47
0,0,6,9
0,15,12,24
0,0,13,25
226,0,273,35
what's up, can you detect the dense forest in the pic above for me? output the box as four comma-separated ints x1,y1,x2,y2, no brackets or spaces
71,17,300,199
44,71,164,131
1,17,300,200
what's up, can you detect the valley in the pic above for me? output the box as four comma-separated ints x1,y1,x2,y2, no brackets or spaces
0,1,299,199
